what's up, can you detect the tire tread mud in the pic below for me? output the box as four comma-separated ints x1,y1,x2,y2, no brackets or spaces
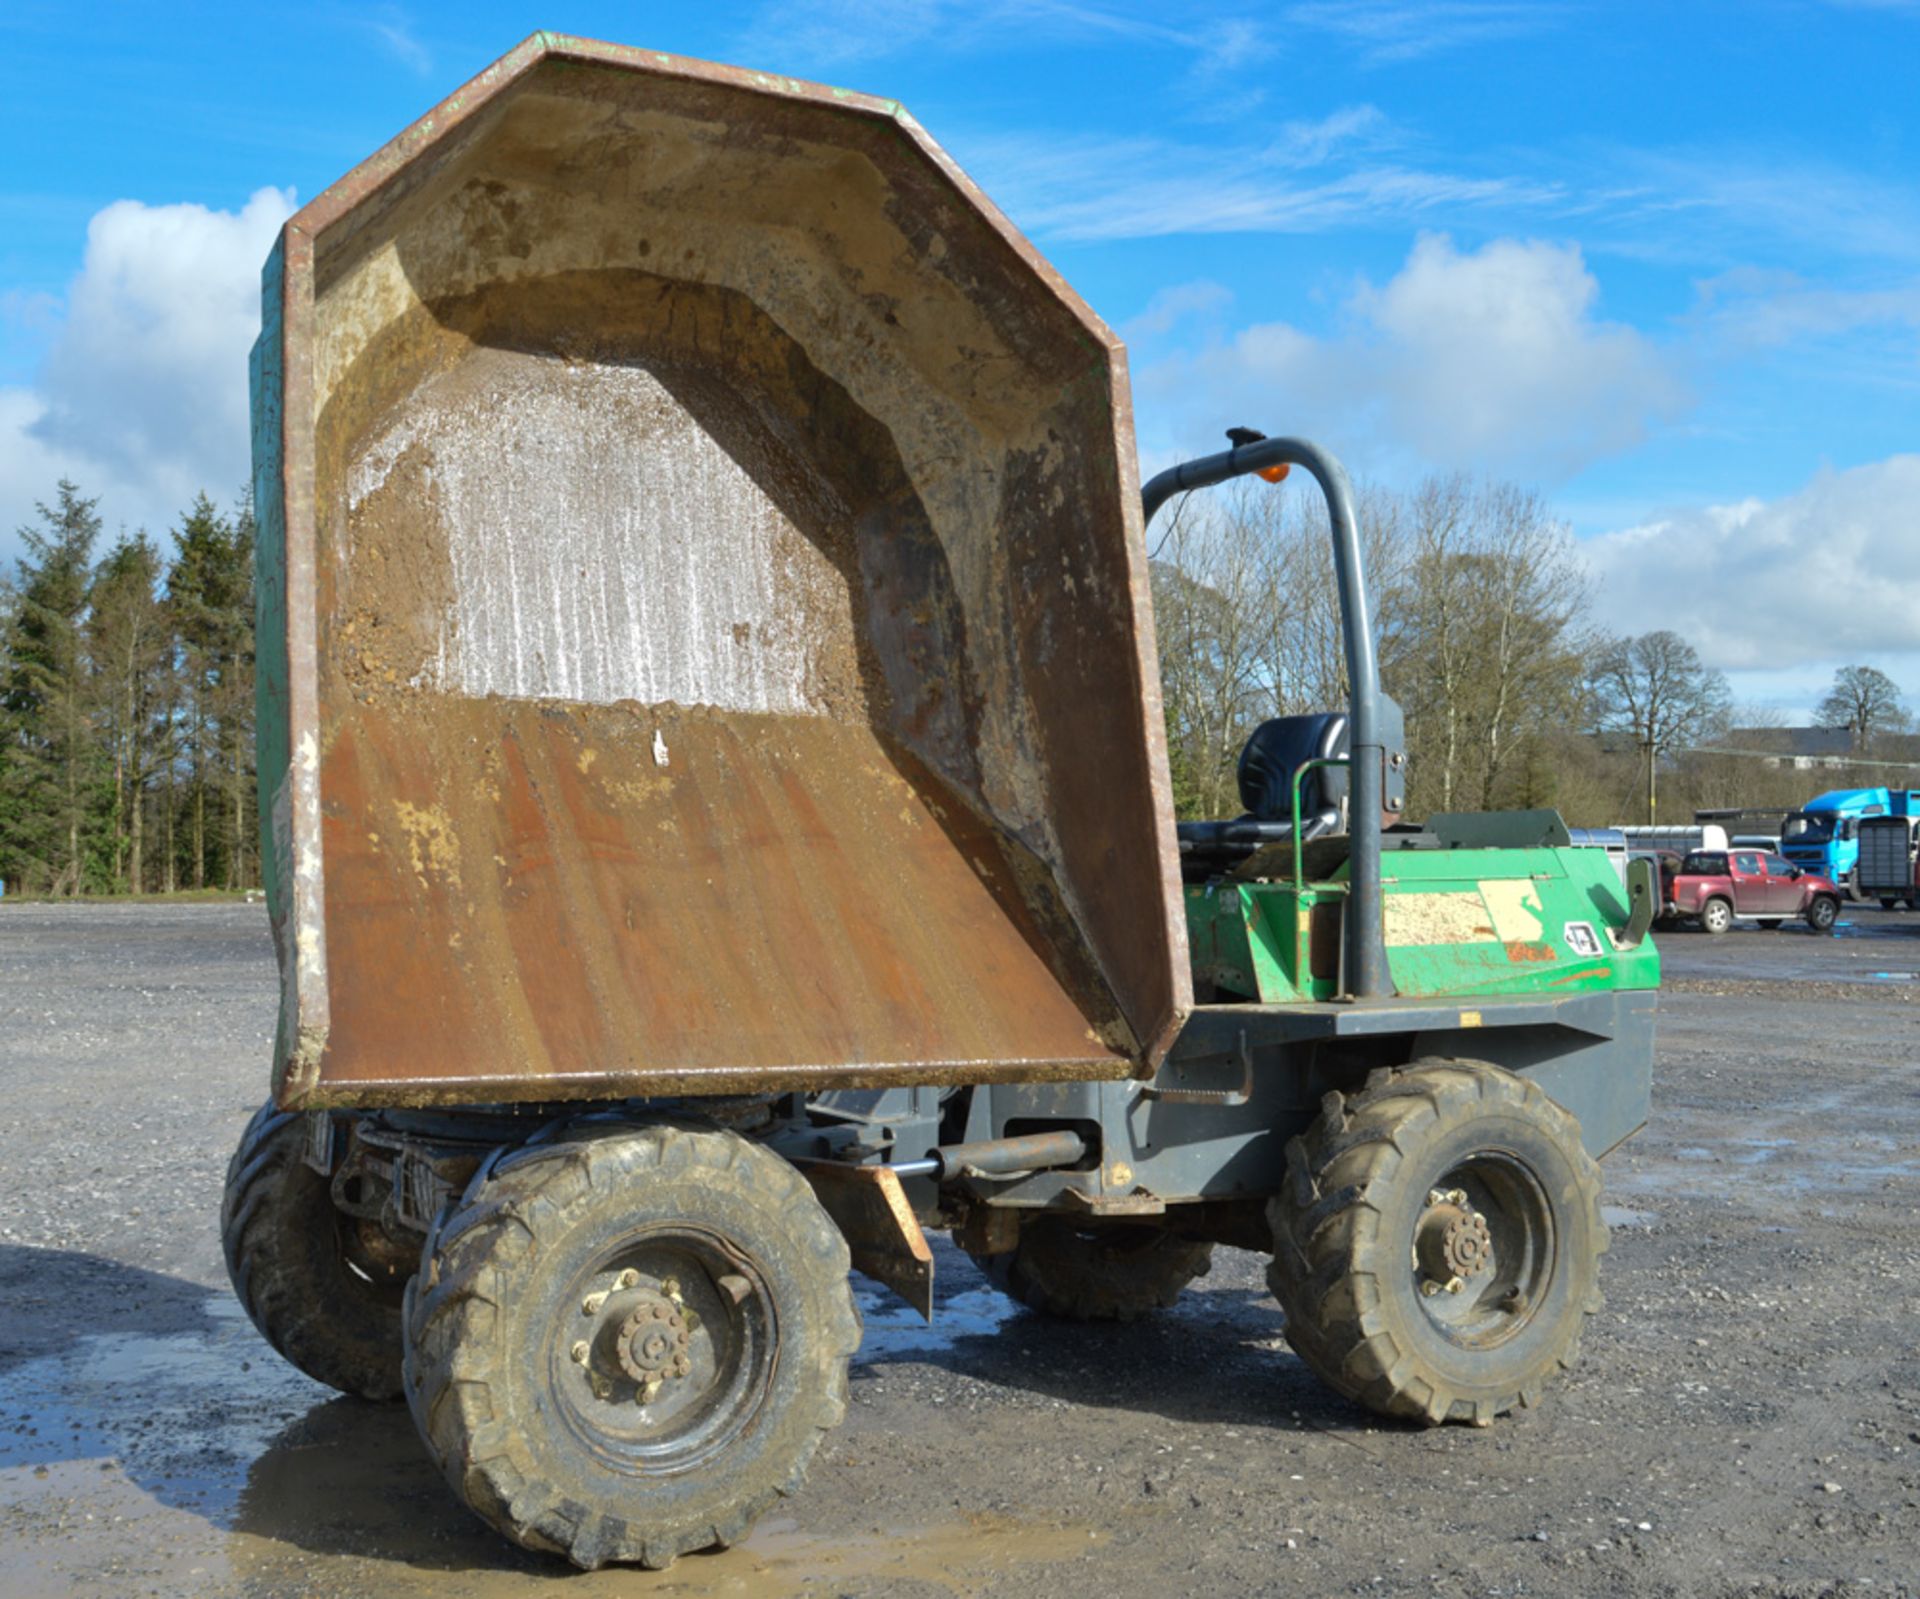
1266,1061,1605,1426
968,1217,1212,1322
402,1122,860,1570
220,1103,407,1401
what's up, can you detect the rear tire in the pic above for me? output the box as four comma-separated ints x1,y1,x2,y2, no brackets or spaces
1880,897,1899,912
1268,1061,1605,1426
221,1104,409,1401
1805,895,1840,933
967,1217,1212,1322
403,1122,860,1570
1700,897,1733,934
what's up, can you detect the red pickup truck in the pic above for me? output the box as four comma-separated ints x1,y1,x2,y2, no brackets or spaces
1666,848,1842,933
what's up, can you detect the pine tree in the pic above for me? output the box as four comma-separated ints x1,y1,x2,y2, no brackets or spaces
225,490,257,889
168,492,255,890
87,533,172,892
1,481,103,893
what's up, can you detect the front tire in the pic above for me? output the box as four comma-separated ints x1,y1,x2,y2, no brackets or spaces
402,1122,861,1570
1268,1062,1605,1426
1700,897,1733,934
966,1217,1212,1322
1805,895,1840,933
221,1105,409,1401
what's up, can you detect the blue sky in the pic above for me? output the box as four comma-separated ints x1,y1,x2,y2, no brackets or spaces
3,0,1918,715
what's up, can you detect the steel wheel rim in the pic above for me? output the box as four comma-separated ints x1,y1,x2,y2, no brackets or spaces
1409,1150,1556,1350
548,1224,776,1476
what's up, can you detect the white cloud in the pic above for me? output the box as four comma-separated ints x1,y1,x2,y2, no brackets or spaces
1596,149,1920,269
737,0,1184,67
1283,1,1563,63
2,187,294,563
357,8,434,75
1265,105,1391,167
1689,267,1920,366
1582,455,1920,672
1356,234,1682,467
965,128,1561,243
1122,280,1235,340
1137,233,1682,481
743,0,1561,70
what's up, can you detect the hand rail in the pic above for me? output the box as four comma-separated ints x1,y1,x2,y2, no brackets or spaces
1142,436,1389,1000
1289,757,1351,892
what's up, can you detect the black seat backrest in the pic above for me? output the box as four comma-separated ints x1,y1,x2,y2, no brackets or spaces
1237,713,1349,823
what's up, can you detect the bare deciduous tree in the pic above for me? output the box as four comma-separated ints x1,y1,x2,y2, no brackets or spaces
1151,471,1591,822
1587,631,1731,824
1817,665,1907,752
1389,477,1589,815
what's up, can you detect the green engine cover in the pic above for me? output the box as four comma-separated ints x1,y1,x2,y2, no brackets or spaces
1187,845,1660,1003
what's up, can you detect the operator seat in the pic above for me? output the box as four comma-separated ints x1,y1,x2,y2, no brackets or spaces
1174,701,1404,881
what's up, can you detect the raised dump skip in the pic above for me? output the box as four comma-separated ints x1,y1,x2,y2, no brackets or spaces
253,34,1189,1106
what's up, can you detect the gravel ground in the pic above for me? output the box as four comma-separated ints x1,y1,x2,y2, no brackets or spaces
2,901,1917,1598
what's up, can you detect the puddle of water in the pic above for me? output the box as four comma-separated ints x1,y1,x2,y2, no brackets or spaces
0,1269,1095,1598
227,1403,1105,1596
852,1276,1021,1362
0,1296,321,1597
1617,1144,1920,1204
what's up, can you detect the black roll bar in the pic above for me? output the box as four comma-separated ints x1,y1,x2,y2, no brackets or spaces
1141,436,1390,1001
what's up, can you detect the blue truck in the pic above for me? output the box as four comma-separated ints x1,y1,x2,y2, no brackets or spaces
1777,788,1920,897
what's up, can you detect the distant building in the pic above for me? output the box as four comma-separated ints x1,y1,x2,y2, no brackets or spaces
1718,726,1920,772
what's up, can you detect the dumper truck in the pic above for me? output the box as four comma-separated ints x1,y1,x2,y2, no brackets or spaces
226,34,1661,1571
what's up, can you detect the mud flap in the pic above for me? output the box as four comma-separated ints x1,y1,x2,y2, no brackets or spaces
796,1162,934,1322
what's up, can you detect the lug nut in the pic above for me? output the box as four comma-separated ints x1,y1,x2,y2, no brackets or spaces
570,1340,590,1365
582,1290,609,1315
616,1268,640,1289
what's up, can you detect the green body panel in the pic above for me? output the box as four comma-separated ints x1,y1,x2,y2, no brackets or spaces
1187,844,1660,1004
248,233,292,1069
1185,881,1343,1002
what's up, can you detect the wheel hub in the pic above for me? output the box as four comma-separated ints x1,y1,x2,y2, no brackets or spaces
615,1299,692,1384
570,1269,702,1403
1415,1188,1494,1297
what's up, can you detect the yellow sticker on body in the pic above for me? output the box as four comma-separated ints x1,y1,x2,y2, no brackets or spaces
1479,878,1547,943
1383,891,1493,946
